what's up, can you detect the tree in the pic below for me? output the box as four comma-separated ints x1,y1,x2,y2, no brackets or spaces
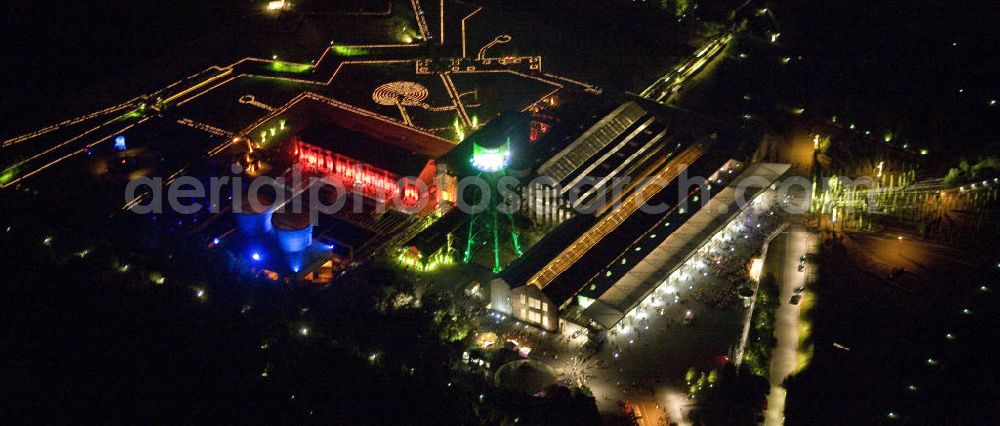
686,367,698,384
690,365,769,425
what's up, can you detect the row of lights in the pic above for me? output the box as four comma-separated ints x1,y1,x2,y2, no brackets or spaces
958,178,999,193
886,275,993,421
614,201,773,341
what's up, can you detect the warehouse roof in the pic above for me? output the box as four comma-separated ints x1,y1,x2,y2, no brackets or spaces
583,162,790,328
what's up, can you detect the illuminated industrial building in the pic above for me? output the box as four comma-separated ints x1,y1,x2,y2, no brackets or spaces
226,93,460,281
526,101,672,225
272,210,313,254
235,188,275,236
402,112,533,273
473,98,775,332
220,90,780,334
290,124,435,210
494,160,789,331
579,162,790,330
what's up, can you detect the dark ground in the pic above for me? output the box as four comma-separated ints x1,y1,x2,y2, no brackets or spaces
784,233,1000,424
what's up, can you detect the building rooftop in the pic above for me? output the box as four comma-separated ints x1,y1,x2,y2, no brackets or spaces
582,162,791,329
538,151,730,308
405,208,467,255
538,102,649,185
295,121,431,178
500,214,596,288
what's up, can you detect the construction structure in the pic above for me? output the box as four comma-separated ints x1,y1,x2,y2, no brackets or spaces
458,113,527,273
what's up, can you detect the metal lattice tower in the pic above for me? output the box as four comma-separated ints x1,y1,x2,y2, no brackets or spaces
462,136,523,273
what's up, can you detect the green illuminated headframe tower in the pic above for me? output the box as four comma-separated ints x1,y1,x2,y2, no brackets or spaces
461,114,526,273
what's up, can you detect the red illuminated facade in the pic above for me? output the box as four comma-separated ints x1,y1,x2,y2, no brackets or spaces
291,138,421,206
529,117,552,142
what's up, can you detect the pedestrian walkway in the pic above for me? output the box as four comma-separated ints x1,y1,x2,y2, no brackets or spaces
764,225,818,425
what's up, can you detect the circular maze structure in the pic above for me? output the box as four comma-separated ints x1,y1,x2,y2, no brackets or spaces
372,81,429,106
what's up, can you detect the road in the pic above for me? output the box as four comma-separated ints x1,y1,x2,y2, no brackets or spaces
763,225,817,425
640,33,733,104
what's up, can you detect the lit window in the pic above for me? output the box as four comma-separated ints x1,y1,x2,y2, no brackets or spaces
529,297,541,309
542,316,549,328
520,294,526,305
542,303,548,312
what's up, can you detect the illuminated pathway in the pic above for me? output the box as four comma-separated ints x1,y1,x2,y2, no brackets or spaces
0,0,597,190
1,99,139,148
410,0,432,41
460,7,483,57
439,72,473,128
1,115,145,188
763,225,818,426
